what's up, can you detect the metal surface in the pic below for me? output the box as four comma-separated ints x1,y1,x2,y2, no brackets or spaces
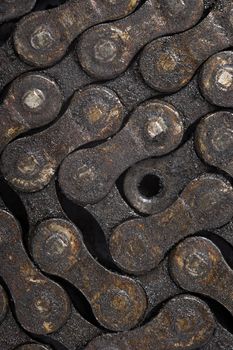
140,0,233,92
85,235,233,349
196,111,233,177
84,295,215,350
57,50,232,207
10,180,147,332
0,206,70,335
109,175,233,274
14,345,51,350
58,99,184,205
123,138,208,215
170,236,233,316
0,1,233,348
199,50,233,107
0,272,54,350
1,85,125,192
31,218,147,331
14,0,140,67
65,185,182,313
0,72,62,152
0,284,32,350
0,0,36,24
77,0,204,79
0,205,101,349
16,178,179,322
18,179,65,233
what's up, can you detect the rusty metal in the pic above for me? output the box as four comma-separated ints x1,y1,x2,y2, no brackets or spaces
109,174,233,274
0,32,214,117
84,294,215,350
140,0,233,92
0,5,154,97
58,99,184,205
77,0,204,80
84,235,233,349
0,209,70,335
0,72,62,153
0,0,222,97
19,179,66,232
16,178,178,322
161,75,216,129
195,111,233,177
75,187,182,313
0,204,101,349
0,284,35,350
13,178,198,336
13,0,141,68
0,0,36,24
1,1,233,348
86,185,139,241
31,217,147,331
0,246,56,350
123,138,209,215
0,38,221,128
0,45,155,111
83,56,226,213
1,84,125,192
57,51,232,207
199,50,233,107
106,49,217,123
0,43,152,111
84,236,233,350
85,187,183,312
136,257,182,314
7,179,147,332
170,236,233,316
14,345,51,350
202,326,233,350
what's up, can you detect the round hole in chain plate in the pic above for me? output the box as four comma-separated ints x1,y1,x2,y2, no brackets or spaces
138,174,163,199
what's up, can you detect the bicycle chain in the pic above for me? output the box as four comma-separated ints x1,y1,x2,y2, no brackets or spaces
109,174,233,274
123,138,208,215
14,0,141,68
0,9,230,108
0,284,50,350
0,202,102,349
199,51,233,107
15,172,232,344
0,43,224,194
85,235,233,349
13,178,179,319
140,0,233,93
0,50,183,159
0,72,62,153
196,110,233,178
77,0,204,80
58,99,184,205
0,1,141,96
1,84,125,192
57,48,231,206
1,0,233,349
31,218,147,331
85,294,216,350
8,179,147,332
170,236,233,316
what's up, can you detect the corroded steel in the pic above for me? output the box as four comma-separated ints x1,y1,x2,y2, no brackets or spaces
1,85,125,192
109,175,233,274
140,0,233,92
